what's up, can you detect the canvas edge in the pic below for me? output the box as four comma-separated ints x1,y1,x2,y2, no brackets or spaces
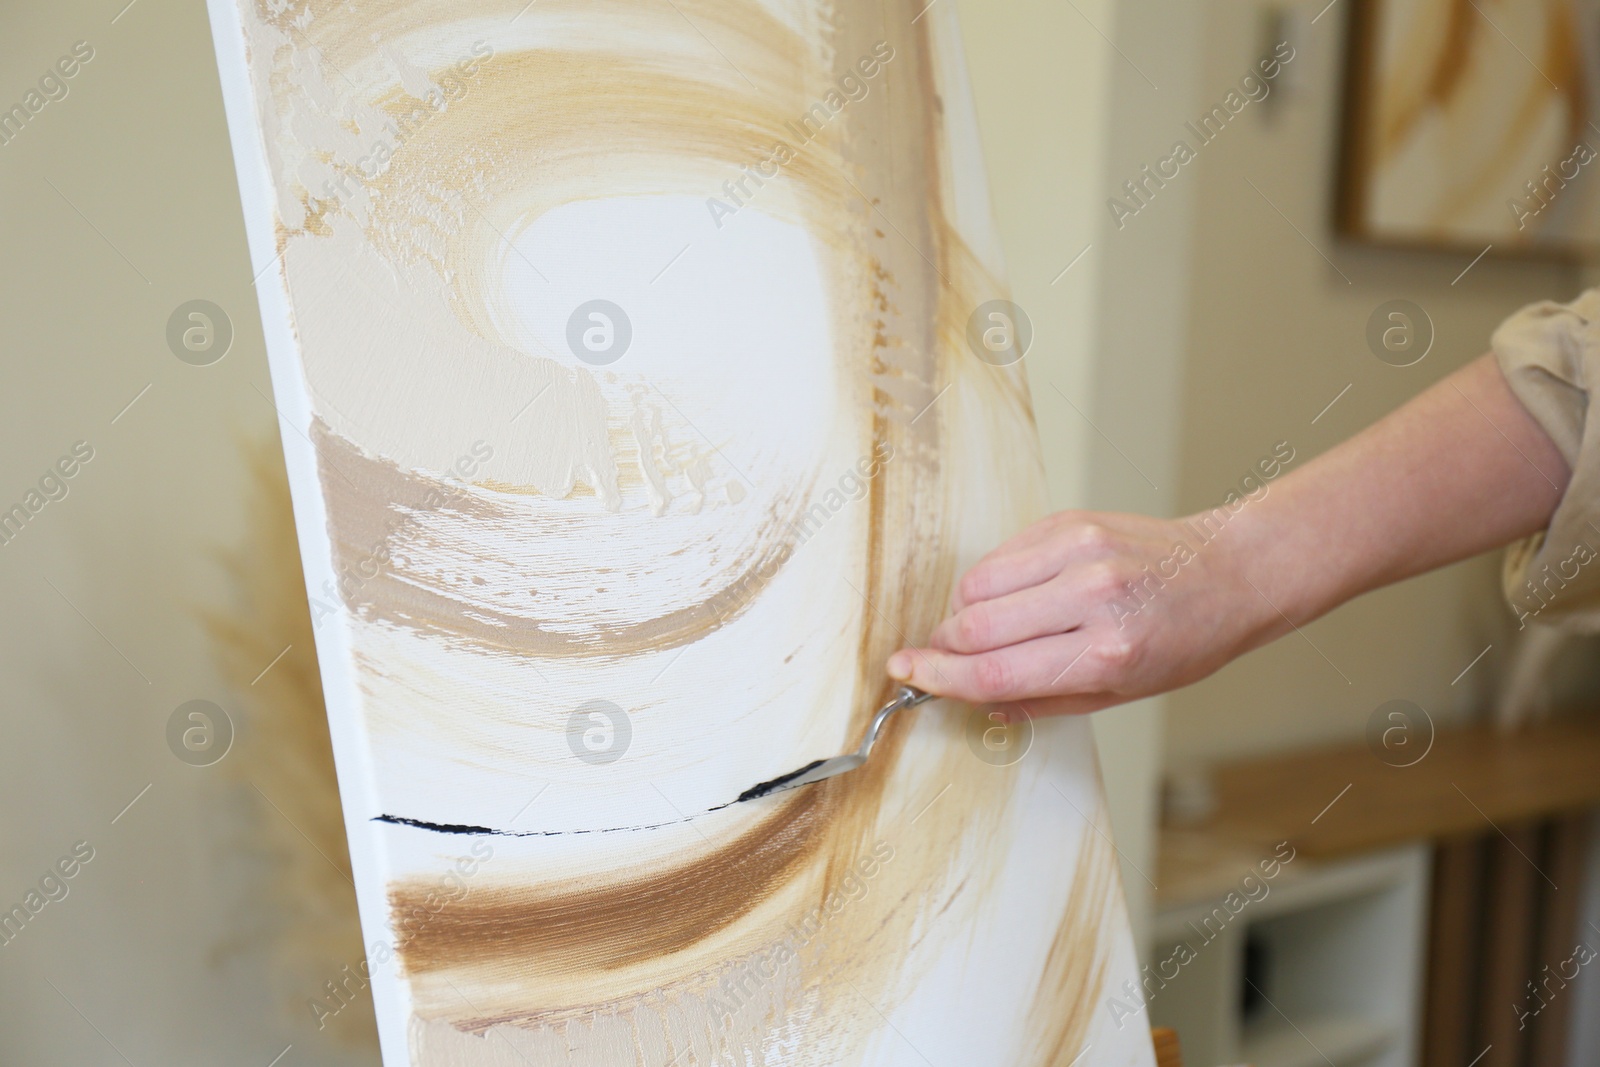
200,2,414,1060
930,4,1157,1062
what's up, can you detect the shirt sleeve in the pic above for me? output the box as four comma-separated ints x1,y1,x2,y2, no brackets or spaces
1492,289,1600,632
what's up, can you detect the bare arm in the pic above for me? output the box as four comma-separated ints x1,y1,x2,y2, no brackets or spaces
886,354,1571,716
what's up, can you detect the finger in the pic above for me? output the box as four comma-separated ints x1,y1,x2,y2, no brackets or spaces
935,555,1134,654
946,514,1076,613
887,632,1099,705
948,544,1067,616
932,575,1087,654
950,517,1120,613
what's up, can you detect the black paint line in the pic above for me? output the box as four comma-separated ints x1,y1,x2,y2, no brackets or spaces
374,819,499,831
374,758,837,838
737,758,828,803
374,806,733,837
375,814,500,835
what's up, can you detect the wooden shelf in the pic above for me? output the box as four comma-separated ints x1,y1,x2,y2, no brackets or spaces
1158,715,1600,907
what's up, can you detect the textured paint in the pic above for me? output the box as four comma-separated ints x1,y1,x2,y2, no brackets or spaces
210,1,1155,1064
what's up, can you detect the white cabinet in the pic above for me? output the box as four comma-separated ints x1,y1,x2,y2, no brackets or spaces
1147,845,1430,1067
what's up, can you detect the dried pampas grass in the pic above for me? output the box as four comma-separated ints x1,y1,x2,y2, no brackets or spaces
206,437,377,1047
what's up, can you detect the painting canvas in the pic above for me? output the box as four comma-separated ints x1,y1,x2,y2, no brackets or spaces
205,2,1155,1064
1339,0,1600,252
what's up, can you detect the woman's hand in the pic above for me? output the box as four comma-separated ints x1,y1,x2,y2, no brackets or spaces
885,355,1571,718
885,510,1277,718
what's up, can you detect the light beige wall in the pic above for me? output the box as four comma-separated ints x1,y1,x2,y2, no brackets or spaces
955,0,1108,509
958,0,1205,953
1163,3,1579,768
0,3,375,1063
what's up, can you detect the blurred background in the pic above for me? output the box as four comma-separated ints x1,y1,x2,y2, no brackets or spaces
4,1,1599,1065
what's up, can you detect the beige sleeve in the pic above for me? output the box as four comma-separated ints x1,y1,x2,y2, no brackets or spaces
1492,289,1600,632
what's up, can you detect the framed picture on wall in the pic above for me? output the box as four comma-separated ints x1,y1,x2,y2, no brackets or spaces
1338,0,1600,254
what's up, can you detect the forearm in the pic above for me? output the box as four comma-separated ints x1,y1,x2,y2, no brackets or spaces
887,353,1573,713
1232,353,1569,641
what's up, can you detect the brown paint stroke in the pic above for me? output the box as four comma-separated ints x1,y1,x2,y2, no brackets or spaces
1024,808,1118,1064
394,0,1019,1028
1376,0,1587,142
368,0,1045,1038
1426,2,1586,227
388,782,831,988
1377,0,1475,155
312,419,804,658
1376,0,1589,227
266,1,855,331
